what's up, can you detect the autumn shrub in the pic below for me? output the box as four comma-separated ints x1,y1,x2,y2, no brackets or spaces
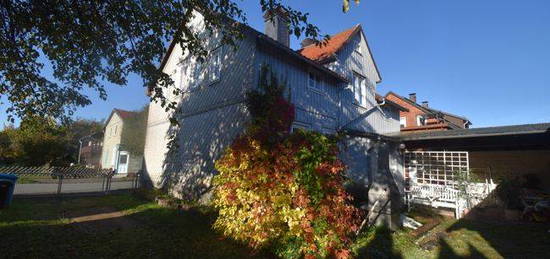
212,66,361,259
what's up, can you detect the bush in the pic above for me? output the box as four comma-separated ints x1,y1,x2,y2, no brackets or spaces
212,66,360,259
495,178,523,210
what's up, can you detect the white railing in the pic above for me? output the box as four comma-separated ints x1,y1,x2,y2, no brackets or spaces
407,182,497,219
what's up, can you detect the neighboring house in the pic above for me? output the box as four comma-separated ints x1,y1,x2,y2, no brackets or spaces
144,8,406,228
101,109,144,175
78,132,103,169
385,92,471,132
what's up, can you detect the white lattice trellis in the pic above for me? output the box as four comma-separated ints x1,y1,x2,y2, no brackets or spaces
404,151,469,186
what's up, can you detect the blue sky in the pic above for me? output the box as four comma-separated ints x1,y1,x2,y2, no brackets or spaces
1,0,549,128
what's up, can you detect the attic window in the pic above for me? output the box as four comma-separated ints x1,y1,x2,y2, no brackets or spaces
416,115,426,126
352,72,366,106
354,39,362,56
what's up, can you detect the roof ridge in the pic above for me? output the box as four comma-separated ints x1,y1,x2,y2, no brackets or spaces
386,91,470,122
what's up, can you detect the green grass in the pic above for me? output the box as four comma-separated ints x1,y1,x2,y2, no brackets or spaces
351,216,550,259
2,194,549,259
0,194,271,259
432,219,550,259
16,175,52,184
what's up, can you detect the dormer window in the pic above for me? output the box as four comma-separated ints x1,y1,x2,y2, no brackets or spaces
416,115,426,126
400,117,406,128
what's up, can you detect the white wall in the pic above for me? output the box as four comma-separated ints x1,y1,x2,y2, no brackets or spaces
101,113,123,169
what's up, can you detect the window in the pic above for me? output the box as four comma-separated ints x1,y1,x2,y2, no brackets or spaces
416,115,426,126
354,39,362,56
308,72,322,92
114,125,118,134
400,117,407,128
191,58,205,90
208,46,222,84
178,56,190,90
352,73,366,106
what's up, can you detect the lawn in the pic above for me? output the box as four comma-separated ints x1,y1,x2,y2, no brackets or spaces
352,210,550,259
0,193,271,259
1,194,549,259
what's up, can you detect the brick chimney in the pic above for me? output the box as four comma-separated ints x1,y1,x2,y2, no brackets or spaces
422,101,429,108
264,7,290,47
301,38,315,48
409,93,417,103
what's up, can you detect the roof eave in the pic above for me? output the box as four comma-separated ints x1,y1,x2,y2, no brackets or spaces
257,35,349,84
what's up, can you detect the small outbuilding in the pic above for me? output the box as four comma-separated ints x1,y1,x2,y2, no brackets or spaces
398,123,550,190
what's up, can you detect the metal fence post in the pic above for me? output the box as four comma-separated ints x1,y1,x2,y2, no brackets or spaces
102,174,107,194
133,172,140,189
57,174,64,196
106,173,112,194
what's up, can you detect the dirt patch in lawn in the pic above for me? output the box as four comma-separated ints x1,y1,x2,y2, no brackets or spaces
65,207,139,233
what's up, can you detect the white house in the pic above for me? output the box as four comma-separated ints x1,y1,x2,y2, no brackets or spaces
143,8,407,228
101,109,144,175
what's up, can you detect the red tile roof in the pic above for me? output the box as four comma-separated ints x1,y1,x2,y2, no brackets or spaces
114,109,137,120
299,25,360,62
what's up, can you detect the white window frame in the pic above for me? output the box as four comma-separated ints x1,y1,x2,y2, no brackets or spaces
416,115,426,126
353,38,363,57
207,46,223,85
352,72,367,107
179,46,222,92
400,117,407,128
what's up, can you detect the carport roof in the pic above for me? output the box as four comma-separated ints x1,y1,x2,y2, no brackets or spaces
394,123,550,141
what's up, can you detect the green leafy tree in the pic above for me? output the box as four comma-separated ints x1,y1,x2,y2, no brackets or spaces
0,117,70,166
1,0,359,122
0,117,103,166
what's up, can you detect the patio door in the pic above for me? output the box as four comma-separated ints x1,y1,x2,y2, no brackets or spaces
117,151,129,174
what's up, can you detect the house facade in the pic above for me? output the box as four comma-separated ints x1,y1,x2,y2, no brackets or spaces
101,109,144,175
144,9,406,227
78,132,103,169
385,92,471,132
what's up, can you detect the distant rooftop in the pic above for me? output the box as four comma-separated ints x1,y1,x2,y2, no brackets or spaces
394,123,550,141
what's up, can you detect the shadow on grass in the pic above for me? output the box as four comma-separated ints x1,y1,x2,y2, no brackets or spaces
437,239,486,259
0,195,271,259
436,219,550,259
354,227,404,259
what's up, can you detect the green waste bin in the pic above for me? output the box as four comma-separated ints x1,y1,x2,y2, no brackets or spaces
0,174,18,209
